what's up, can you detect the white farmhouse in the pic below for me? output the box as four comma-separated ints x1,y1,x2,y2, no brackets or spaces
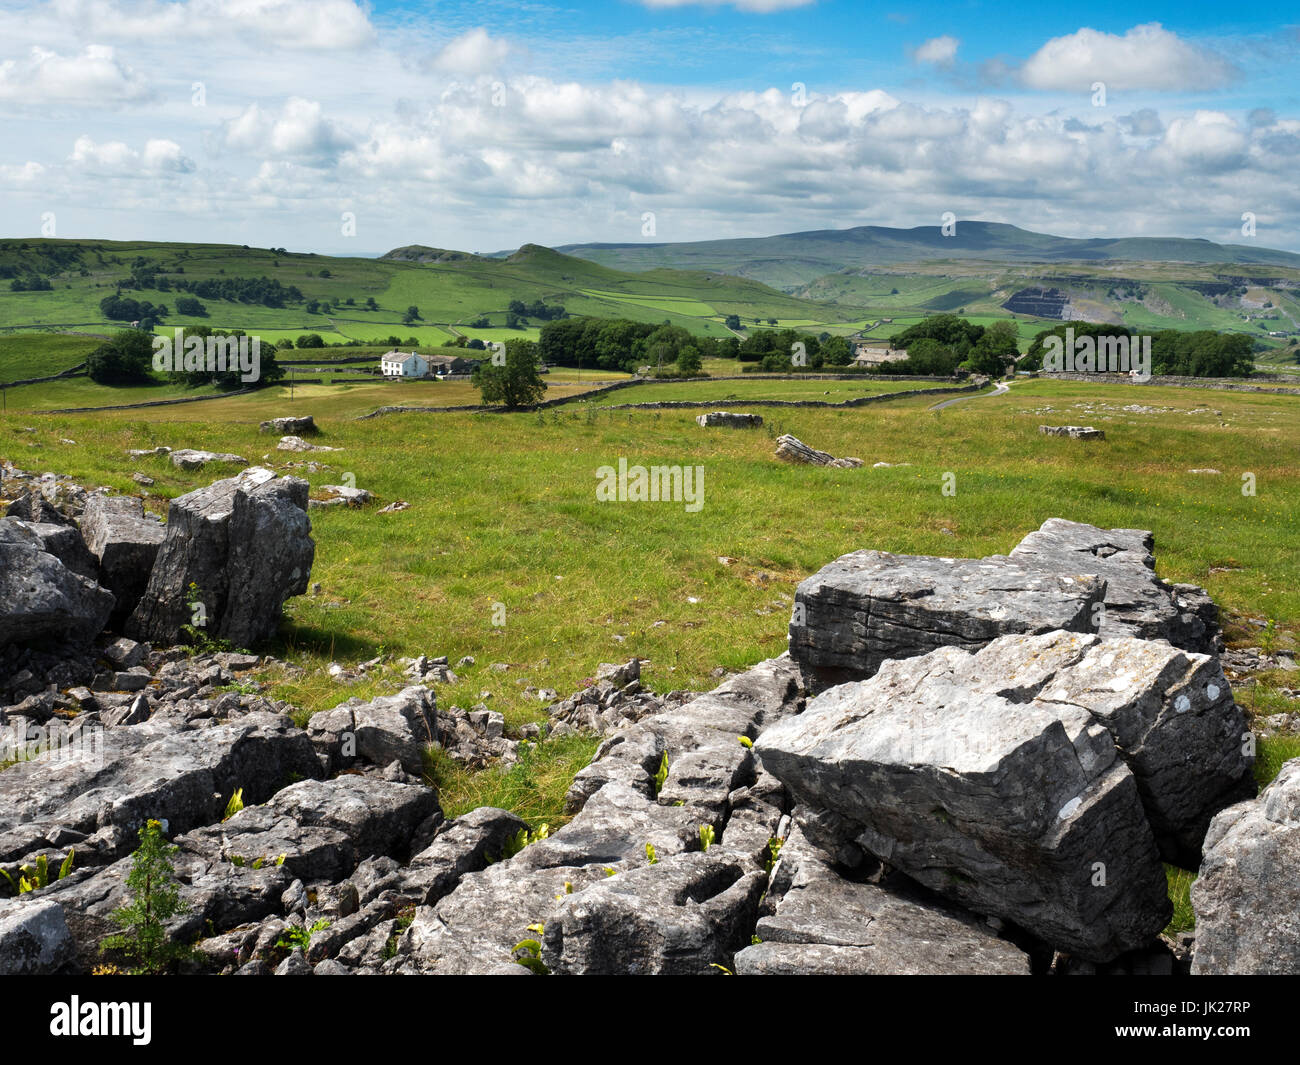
380,350,429,378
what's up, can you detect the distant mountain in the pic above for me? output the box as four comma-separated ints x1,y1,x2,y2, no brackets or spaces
550,221,1300,289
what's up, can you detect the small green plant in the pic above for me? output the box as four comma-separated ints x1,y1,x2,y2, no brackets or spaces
652,751,669,796
276,918,330,953
698,824,715,853
222,788,244,821
1260,618,1279,656
645,842,658,865
513,924,548,974
1,850,75,895
100,820,191,974
765,837,783,873
738,735,753,749
495,822,551,863
181,582,232,653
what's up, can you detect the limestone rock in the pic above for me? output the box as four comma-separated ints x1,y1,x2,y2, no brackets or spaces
0,520,114,648
755,637,1175,961
127,468,313,648
1191,758,1300,974
79,495,166,627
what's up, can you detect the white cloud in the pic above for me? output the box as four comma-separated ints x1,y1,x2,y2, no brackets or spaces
914,35,959,66
0,161,47,184
49,0,375,50
1020,23,1235,92
0,44,150,105
70,134,194,174
220,98,354,166
428,29,512,75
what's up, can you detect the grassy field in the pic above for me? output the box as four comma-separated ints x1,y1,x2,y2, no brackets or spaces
2,372,1298,862
585,376,953,405
0,239,872,346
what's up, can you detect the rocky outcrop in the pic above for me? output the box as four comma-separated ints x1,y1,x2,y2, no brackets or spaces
774,434,863,468
307,687,437,776
789,550,1104,681
128,468,314,649
1009,519,1219,654
733,829,1030,975
1191,757,1300,974
79,495,166,627
399,656,808,974
756,634,1193,961
8,520,98,581
0,520,114,648
789,519,1220,683
542,852,767,974
0,710,320,867
0,898,74,975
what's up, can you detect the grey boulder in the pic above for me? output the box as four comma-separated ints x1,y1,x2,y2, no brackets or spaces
128,468,313,649
756,635,1175,961
0,519,114,648
1191,757,1300,974
541,851,767,974
0,898,74,974
308,686,436,776
1010,519,1219,653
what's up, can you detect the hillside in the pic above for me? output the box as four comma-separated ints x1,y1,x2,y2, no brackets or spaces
554,221,1300,288
0,238,871,354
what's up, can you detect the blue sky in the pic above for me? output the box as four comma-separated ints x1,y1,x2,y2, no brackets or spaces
0,1,1297,254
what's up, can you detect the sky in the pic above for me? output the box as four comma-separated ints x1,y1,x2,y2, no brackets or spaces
0,0,1297,256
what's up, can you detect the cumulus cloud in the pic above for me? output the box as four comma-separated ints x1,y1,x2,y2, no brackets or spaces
1120,109,1164,136
49,0,375,50
428,29,512,75
220,98,354,166
0,44,150,105
69,134,194,174
914,35,959,67
1020,23,1236,92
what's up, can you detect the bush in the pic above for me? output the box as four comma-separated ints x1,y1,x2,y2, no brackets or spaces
87,330,156,384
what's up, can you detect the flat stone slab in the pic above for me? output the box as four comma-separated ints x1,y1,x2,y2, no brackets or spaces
790,518,1220,682
1039,425,1105,439
789,550,1104,680
734,843,1030,975
696,411,763,428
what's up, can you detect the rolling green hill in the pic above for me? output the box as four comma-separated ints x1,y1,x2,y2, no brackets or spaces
554,221,1300,288
0,238,870,355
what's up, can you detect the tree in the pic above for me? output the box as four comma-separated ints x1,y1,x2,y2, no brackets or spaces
966,320,1018,377
296,333,324,348
821,335,852,366
100,820,190,974
175,296,206,317
725,314,741,330
87,330,155,384
365,296,379,311
677,345,703,375
472,339,547,408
